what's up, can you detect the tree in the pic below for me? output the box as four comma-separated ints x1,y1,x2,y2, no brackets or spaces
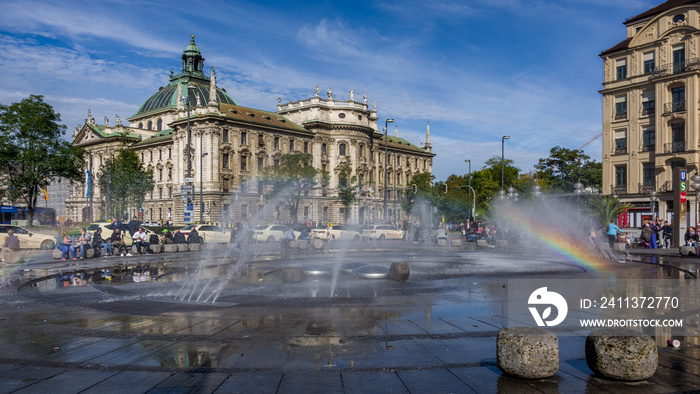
402,172,436,215
534,146,602,193
98,149,155,219
0,95,85,224
336,159,358,221
589,195,632,226
261,152,328,222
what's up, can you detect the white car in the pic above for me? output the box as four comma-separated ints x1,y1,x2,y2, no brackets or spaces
0,225,56,250
362,225,404,241
179,224,231,243
252,225,293,243
309,225,361,241
143,221,158,227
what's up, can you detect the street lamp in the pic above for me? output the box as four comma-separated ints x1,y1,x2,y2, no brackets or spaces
690,174,700,229
649,190,658,220
200,130,208,224
501,135,510,192
383,118,394,222
507,186,515,199
574,181,584,220
181,84,196,224
465,159,473,219
533,184,542,197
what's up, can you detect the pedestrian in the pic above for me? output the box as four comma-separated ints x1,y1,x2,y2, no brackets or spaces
0,229,21,264
661,221,672,248
127,216,140,237
607,221,624,248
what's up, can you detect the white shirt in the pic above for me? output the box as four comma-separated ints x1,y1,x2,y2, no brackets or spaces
133,231,148,242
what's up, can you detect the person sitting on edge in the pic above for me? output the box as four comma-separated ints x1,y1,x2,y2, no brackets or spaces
173,229,187,244
0,229,21,264
132,227,151,255
55,230,76,261
75,228,91,259
161,229,174,245
187,228,202,244
299,228,310,241
148,231,159,246
92,227,108,257
111,227,126,256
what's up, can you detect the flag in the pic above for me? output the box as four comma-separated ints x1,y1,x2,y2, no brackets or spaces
43,178,48,201
86,169,91,198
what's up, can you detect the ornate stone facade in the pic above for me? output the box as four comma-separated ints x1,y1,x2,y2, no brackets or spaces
600,1,700,227
66,37,434,225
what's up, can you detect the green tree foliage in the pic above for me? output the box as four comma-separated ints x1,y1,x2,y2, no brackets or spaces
262,152,329,222
589,195,632,226
402,172,437,214
98,149,155,219
336,159,358,221
534,146,602,193
0,95,85,224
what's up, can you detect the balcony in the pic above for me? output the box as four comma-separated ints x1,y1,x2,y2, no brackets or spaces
638,184,656,194
663,101,686,114
614,112,627,120
659,181,672,193
641,106,655,116
649,58,700,78
640,144,655,152
612,186,627,195
663,142,686,153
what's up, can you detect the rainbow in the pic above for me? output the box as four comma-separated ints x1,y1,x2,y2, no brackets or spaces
497,203,614,272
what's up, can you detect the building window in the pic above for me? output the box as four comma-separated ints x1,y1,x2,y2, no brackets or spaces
323,206,328,220
643,52,655,74
641,90,655,115
138,123,143,129
614,96,627,119
615,165,626,187
258,157,263,171
673,44,685,73
168,168,172,181
289,139,294,152
304,141,309,153
274,157,279,166
339,143,346,156
304,206,309,219
241,132,247,145
642,127,655,150
159,149,162,160
616,58,627,80
222,153,229,169
241,156,247,171
671,86,685,112
147,121,153,130
642,163,655,187
159,187,163,199
322,143,327,156
168,186,172,198
671,122,685,152
359,145,364,157
223,130,228,143
168,148,172,159
158,168,162,181
157,119,162,131
258,134,264,147
274,137,279,150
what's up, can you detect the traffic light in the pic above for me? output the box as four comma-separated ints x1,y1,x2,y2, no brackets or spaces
412,184,418,193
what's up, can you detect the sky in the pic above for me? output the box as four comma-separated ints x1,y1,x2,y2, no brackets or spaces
0,0,658,182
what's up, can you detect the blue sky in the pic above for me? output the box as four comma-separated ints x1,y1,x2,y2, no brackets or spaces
0,0,657,182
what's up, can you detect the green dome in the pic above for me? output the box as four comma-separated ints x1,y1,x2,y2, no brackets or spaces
184,35,200,55
134,83,237,116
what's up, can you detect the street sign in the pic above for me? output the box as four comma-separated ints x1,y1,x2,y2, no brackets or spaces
181,185,194,191
184,177,195,183
185,203,194,211
184,212,192,223
181,195,193,201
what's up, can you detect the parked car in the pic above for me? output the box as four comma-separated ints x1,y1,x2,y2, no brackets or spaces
252,225,293,242
362,225,404,241
310,224,361,240
0,224,55,250
178,224,231,243
142,221,158,227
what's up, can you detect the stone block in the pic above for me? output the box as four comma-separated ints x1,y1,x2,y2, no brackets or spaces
389,262,410,282
288,240,300,249
177,244,189,252
451,239,462,248
188,243,201,251
150,244,161,253
298,240,309,250
164,244,179,253
86,248,95,258
496,239,509,248
497,327,559,379
680,245,696,256
310,239,324,250
437,238,447,247
281,267,302,283
476,239,489,248
53,249,63,259
613,243,627,252
585,328,657,381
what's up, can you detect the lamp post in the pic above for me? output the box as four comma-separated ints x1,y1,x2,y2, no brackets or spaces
533,184,542,197
383,118,394,222
649,190,658,220
465,159,472,218
181,84,196,224
501,136,510,193
690,174,700,229
574,181,584,220
200,130,208,224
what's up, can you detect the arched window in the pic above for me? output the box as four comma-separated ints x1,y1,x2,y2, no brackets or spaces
138,123,143,129
339,143,346,156
157,119,162,131
147,121,152,130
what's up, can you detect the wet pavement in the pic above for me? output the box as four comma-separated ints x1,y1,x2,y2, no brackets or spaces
0,242,699,393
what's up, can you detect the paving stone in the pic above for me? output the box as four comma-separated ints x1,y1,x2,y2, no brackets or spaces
342,371,408,393
81,371,172,394
13,369,118,394
277,372,343,394
397,369,472,393
451,239,462,247
215,372,282,393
